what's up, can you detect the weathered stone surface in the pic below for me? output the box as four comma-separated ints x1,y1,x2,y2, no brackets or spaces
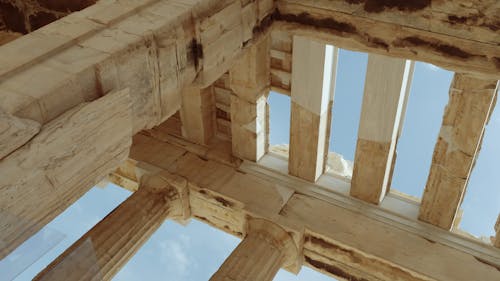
351,139,392,202
279,0,500,45
289,102,329,182
0,0,274,135
210,218,298,281
231,95,268,161
420,74,498,229
270,29,292,95
230,34,270,102
117,133,500,281
0,30,21,45
275,1,500,78
289,37,334,182
213,73,233,140
0,110,40,160
1,2,499,281
193,0,275,87
34,172,188,281
351,55,412,204
0,0,96,33
180,86,215,145
0,89,132,259
229,35,270,162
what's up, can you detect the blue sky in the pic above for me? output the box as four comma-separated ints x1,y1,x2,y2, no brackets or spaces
269,49,500,238
2,48,498,280
3,184,335,281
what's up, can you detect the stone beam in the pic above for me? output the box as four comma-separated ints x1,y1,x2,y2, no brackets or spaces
34,172,189,281
351,55,413,204
1,0,497,155
289,36,335,182
278,0,499,45
0,31,22,45
0,110,40,159
180,86,215,145
210,218,299,281
0,0,95,33
419,75,498,230
115,132,500,281
0,0,275,257
274,1,500,78
0,0,180,143
229,35,271,161
0,0,498,144
0,0,275,156
0,89,132,259
194,0,275,87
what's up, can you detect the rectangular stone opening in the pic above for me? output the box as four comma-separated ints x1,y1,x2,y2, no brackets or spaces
390,62,452,199
268,91,291,159
325,49,368,180
327,49,368,163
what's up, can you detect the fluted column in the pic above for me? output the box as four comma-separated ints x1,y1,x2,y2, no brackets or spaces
33,172,189,281
210,218,298,281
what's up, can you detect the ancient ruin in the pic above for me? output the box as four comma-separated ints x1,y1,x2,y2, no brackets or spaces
1,0,499,280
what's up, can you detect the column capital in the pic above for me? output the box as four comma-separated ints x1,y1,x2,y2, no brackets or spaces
211,217,301,281
246,217,300,271
140,171,191,222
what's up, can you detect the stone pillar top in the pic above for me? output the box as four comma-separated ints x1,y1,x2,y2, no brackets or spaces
140,171,191,222
246,217,300,270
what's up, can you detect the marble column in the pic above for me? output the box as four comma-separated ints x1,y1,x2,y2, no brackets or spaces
210,218,298,281
33,172,189,281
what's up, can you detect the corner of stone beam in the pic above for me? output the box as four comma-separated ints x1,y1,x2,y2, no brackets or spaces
245,216,304,274
140,171,191,222
494,213,500,248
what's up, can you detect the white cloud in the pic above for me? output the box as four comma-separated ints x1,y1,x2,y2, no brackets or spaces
72,202,84,214
178,233,191,246
426,63,440,72
81,215,101,231
159,235,193,276
113,266,135,281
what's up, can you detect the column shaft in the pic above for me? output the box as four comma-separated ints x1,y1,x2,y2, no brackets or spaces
210,218,298,281
211,232,284,281
34,181,178,281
